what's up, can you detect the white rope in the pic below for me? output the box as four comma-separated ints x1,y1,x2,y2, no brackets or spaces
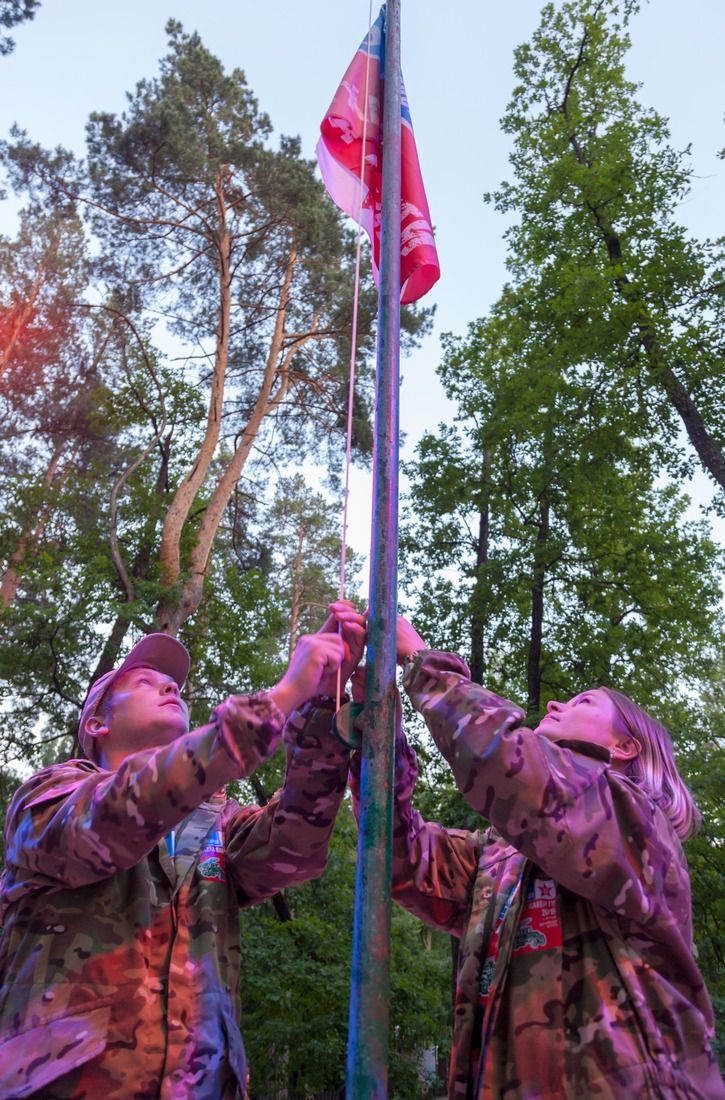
337,0,376,711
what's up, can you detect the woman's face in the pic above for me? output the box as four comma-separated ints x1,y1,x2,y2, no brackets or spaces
534,689,626,755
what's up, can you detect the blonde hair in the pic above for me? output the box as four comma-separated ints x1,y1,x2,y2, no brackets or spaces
602,687,702,841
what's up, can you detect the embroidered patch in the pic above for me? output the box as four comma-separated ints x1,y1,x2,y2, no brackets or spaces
198,828,226,882
479,876,561,1002
512,877,562,955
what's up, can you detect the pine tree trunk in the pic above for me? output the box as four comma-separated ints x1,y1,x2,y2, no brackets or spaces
156,247,298,635
157,167,234,597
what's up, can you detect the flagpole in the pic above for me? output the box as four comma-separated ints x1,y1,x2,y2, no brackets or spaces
345,1,402,1097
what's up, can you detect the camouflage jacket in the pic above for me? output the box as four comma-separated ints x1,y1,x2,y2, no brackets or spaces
0,694,350,1100
367,651,724,1100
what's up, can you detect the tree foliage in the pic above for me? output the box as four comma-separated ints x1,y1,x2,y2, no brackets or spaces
239,802,451,1099
486,0,725,503
403,303,725,718
0,0,39,56
256,474,362,660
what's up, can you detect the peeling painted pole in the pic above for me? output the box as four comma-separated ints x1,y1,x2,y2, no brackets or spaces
345,2,402,1097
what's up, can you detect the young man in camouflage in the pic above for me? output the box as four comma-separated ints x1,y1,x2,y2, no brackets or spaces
0,602,364,1099
350,616,725,1100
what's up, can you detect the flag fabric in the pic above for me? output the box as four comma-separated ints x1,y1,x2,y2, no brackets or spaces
316,5,440,304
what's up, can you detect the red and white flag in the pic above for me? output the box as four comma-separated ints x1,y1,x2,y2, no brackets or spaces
316,5,440,304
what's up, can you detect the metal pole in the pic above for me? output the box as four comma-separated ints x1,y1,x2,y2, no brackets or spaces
346,2,402,1097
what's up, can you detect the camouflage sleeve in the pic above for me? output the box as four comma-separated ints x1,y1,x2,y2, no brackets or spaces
223,697,351,905
403,651,685,927
349,694,482,937
4,692,285,888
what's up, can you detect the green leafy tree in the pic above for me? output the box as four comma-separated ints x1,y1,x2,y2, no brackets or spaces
486,0,725,502
403,306,724,721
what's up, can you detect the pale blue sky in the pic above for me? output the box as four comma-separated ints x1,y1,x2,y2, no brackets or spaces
2,0,724,570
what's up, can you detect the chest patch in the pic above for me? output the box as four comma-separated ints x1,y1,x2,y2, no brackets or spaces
480,876,562,1001
198,828,226,882
512,876,562,955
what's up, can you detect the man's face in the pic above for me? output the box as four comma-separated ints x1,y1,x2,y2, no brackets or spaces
100,665,189,760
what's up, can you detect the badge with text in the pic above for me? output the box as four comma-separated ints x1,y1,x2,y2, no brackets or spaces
198,828,226,882
512,877,562,955
479,876,561,1001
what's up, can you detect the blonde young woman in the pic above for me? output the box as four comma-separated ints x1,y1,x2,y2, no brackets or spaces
351,617,724,1100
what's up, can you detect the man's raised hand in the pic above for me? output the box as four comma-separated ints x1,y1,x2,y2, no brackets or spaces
317,600,367,698
268,633,346,717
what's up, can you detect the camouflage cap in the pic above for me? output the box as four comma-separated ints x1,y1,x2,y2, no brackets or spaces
78,633,190,759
